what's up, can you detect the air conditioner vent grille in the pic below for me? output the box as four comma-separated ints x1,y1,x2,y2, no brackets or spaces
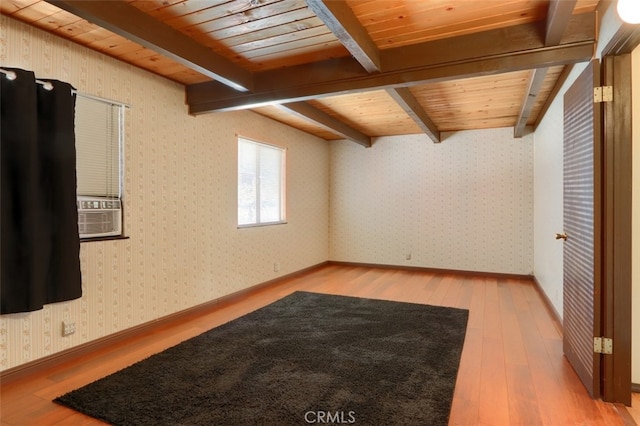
77,196,122,238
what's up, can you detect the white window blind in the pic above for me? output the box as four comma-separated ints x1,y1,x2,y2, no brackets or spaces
75,96,123,198
238,137,286,227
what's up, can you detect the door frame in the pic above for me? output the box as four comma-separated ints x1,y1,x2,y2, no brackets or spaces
599,23,640,406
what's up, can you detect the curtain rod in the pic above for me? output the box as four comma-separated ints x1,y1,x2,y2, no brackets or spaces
0,68,131,108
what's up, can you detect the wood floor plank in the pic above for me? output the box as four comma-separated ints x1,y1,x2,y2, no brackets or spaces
627,393,640,425
514,298,576,425
0,265,631,426
455,277,474,310
467,277,486,330
448,326,482,425
505,363,545,425
440,274,463,308
498,280,528,366
478,335,511,425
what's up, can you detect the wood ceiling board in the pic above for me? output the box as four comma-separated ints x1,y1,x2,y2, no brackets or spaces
129,0,235,22
239,42,348,72
231,25,331,54
165,69,213,85
140,54,199,76
181,6,349,71
69,26,119,45
53,13,99,39
215,16,323,48
277,101,372,147
306,0,381,72
86,34,145,56
153,0,280,29
30,9,84,31
308,90,423,137
0,0,39,15
347,0,549,48
175,1,308,36
385,87,440,142
237,32,340,60
127,0,193,14
527,64,564,124
118,46,160,62
49,0,254,91
187,7,315,42
7,0,60,22
252,106,343,140
574,0,601,13
410,70,532,132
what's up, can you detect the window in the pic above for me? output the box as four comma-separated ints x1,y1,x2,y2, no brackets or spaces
238,137,286,227
75,95,124,199
74,94,125,239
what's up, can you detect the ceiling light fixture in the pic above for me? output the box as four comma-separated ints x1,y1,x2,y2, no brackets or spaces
617,0,640,24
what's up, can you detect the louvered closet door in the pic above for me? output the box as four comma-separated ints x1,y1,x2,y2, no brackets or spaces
562,60,602,398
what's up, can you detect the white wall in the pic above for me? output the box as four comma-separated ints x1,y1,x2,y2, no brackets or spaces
0,16,330,372
329,129,533,275
632,44,640,386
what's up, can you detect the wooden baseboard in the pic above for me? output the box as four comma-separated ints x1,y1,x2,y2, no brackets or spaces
531,275,564,337
632,383,640,393
0,261,328,385
327,260,534,281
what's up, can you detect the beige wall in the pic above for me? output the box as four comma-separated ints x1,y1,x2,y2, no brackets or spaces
0,16,329,372
329,129,533,275
632,44,640,386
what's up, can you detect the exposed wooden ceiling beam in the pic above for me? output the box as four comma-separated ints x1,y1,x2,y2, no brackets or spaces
514,68,549,138
545,0,578,46
379,11,593,73
187,13,595,113
47,0,253,92
512,0,576,137
385,88,440,143
533,64,574,130
188,43,593,114
304,0,380,73
277,102,371,147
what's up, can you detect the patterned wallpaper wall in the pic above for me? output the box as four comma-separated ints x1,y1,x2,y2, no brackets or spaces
329,130,534,275
0,16,329,371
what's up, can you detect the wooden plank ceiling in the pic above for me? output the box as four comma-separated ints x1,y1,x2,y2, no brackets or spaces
1,0,600,146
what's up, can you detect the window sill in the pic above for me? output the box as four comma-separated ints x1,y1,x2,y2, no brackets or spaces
80,235,130,243
237,221,288,229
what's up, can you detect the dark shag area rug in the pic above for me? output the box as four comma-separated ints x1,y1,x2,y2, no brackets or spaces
54,291,469,425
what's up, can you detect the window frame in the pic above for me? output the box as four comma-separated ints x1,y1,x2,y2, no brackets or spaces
74,92,127,241
237,136,287,228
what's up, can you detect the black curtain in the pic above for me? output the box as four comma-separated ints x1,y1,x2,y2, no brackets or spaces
1,68,82,314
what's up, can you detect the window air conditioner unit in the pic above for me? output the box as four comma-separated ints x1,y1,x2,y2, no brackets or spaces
77,196,122,238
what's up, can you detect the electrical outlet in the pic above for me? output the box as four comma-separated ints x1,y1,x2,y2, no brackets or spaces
62,320,76,336
274,262,280,272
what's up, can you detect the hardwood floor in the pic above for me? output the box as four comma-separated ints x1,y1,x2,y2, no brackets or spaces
0,264,635,425
629,393,640,425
